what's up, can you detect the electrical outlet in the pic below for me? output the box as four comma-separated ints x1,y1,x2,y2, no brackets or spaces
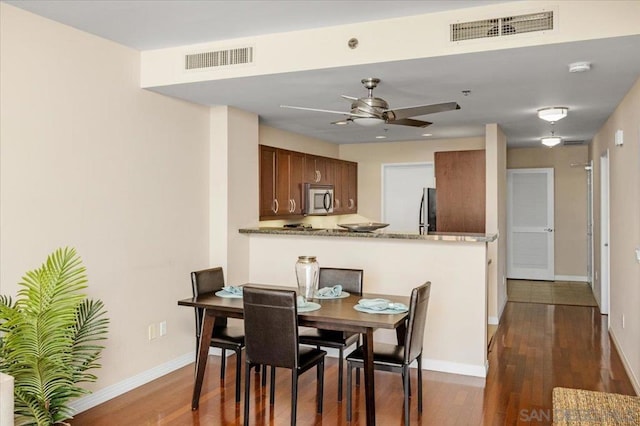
148,324,157,340
622,315,625,329
159,321,167,337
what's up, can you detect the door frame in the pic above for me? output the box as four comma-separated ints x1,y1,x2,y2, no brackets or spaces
599,151,610,316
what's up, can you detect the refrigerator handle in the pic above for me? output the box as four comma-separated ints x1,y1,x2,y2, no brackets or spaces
419,192,425,235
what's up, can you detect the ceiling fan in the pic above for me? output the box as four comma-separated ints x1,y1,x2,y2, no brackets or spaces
281,78,460,128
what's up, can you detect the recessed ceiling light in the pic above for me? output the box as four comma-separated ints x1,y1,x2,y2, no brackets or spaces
375,135,387,139
333,120,349,126
568,61,591,73
538,107,568,122
422,133,432,137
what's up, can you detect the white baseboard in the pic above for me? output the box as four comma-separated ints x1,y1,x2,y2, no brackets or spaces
488,316,499,325
554,275,588,282
422,358,487,378
69,351,199,414
70,347,487,414
609,329,640,395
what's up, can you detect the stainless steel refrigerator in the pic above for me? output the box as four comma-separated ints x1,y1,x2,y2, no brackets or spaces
419,188,436,235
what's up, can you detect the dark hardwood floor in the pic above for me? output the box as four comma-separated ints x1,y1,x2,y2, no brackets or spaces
71,302,636,425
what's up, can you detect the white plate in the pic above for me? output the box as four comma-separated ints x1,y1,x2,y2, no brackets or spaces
314,291,350,300
353,304,408,314
215,289,242,299
297,301,321,312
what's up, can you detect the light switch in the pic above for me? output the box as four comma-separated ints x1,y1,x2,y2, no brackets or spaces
635,248,640,263
615,129,624,146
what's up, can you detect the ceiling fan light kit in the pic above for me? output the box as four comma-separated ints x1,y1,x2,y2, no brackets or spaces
280,77,460,130
537,106,568,122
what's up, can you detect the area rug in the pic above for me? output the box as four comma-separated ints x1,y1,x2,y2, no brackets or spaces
553,387,640,425
507,280,598,307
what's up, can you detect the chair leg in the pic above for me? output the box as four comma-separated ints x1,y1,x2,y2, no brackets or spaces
417,355,423,413
291,373,298,426
317,359,324,413
235,348,242,403
338,347,344,401
356,366,360,386
270,366,276,405
262,364,267,387
403,365,410,426
346,361,353,421
220,348,226,380
243,361,251,426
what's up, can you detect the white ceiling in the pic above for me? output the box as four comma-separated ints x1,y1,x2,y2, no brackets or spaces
5,0,640,147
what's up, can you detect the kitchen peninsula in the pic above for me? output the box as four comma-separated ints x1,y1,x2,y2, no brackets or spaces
239,227,497,378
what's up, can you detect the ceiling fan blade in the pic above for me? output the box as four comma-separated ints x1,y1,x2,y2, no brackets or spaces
340,95,358,101
386,102,460,120
386,118,432,128
280,105,370,118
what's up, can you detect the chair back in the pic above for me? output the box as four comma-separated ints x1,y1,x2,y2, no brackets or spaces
243,287,299,369
403,282,431,364
191,267,228,331
318,268,364,295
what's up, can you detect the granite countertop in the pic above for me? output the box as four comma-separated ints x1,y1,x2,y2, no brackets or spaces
239,227,497,243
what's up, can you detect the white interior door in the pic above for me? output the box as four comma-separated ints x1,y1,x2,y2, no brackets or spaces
382,163,434,233
600,151,610,315
507,168,555,280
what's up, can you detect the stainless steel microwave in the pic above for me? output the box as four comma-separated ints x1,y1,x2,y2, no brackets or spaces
304,183,334,215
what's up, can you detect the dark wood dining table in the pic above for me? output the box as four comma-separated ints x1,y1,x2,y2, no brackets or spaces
178,283,410,426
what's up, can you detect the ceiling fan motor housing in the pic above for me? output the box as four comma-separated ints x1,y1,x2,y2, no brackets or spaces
351,97,389,118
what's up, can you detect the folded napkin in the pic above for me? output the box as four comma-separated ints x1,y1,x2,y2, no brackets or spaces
316,285,342,298
222,286,243,295
357,298,408,312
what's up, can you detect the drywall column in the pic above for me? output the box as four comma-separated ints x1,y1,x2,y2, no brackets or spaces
209,106,259,284
0,373,14,426
485,123,508,323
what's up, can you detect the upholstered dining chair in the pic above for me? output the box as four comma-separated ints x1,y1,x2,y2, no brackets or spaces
242,286,326,426
346,281,431,425
299,267,364,401
191,267,245,403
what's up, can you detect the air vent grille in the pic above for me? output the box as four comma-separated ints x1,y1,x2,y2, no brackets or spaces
563,140,587,146
451,11,553,42
185,46,254,70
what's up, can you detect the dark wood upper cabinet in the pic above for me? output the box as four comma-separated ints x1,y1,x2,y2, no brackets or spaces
434,150,485,233
259,145,357,220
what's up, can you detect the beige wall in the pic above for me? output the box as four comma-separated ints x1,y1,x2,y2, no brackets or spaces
340,137,485,221
0,2,210,394
590,76,640,392
507,145,590,279
486,125,508,322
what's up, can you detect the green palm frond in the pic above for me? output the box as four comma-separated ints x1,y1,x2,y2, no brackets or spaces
0,247,109,425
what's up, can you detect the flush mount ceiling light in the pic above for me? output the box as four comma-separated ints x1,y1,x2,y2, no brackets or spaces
375,135,387,139
569,61,591,73
537,107,568,123
422,133,432,137
541,128,562,147
541,136,562,147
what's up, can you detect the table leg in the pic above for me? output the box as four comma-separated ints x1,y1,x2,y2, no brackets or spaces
362,328,375,426
192,309,215,410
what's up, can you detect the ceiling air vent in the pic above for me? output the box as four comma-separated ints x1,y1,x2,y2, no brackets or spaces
563,140,587,146
451,11,553,42
185,46,254,70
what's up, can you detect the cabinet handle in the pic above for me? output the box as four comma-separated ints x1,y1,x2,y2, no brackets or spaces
273,199,279,213
289,199,295,213
348,198,355,209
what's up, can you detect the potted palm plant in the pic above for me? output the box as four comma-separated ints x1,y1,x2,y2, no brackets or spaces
0,247,109,425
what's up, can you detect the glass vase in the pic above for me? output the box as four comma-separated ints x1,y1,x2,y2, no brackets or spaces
295,256,319,304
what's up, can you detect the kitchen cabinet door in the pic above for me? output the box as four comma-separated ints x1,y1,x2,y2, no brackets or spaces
346,161,358,212
259,145,279,217
305,154,333,185
333,160,347,214
434,150,485,233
